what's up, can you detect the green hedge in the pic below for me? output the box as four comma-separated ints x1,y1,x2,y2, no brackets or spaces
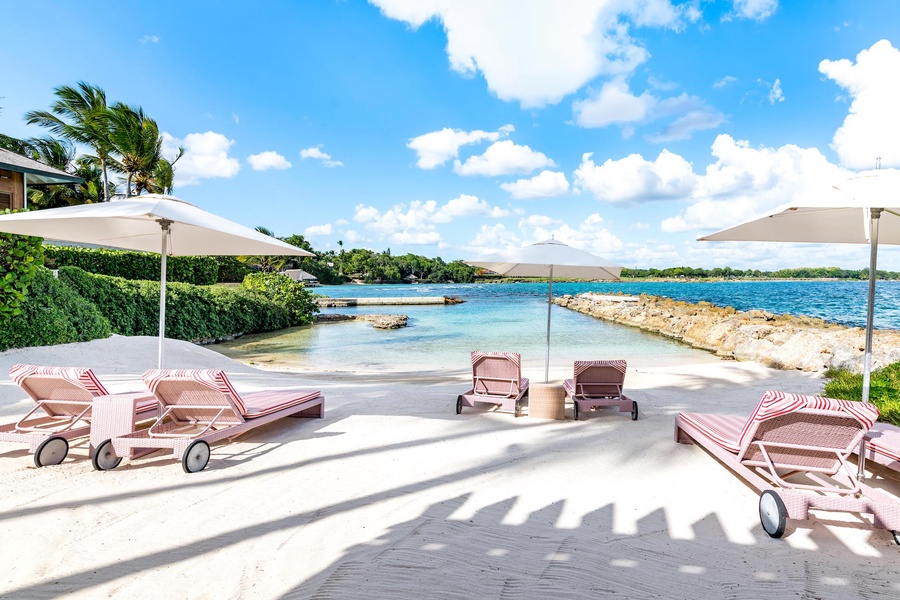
0,212,44,319
58,266,292,342
0,267,112,351
242,273,319,326
824,363,900,427
45,245,219,285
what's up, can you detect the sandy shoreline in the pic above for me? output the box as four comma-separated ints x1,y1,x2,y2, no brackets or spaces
1,335,899,598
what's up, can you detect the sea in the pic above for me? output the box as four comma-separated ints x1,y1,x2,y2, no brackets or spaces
214,280,900,374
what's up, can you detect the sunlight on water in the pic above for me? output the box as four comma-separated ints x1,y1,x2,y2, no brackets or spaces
214,280,900,373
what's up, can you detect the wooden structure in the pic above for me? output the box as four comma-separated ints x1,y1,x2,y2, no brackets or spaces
0,148,82,210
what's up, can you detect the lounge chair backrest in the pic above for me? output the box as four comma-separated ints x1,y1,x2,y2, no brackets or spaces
471,352,522,397
572,360,626,398
142,369,247,425
737,391,879,473
9,364,108,417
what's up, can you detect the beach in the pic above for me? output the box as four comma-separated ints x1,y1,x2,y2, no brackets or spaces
2,335,899,598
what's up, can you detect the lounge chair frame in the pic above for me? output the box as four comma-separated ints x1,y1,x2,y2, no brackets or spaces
457,352,529,417
95,369,324,473
564,360,637,421
675,392,900,539
0,365,157,467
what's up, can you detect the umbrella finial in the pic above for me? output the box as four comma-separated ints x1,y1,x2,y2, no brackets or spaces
876,156,881,170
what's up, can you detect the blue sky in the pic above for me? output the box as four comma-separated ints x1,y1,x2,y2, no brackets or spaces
3,1,900,269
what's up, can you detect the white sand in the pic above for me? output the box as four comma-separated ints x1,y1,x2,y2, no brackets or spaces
1,335,899,599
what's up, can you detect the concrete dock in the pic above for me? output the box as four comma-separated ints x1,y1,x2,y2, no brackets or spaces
316,296,462,307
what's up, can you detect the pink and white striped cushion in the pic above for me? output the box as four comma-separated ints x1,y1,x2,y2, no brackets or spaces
737,391,879,452
574,360,626,377
679,412,745,453
471,351,521,369
9,363,109,397
240,389,322,417
142,369,247,415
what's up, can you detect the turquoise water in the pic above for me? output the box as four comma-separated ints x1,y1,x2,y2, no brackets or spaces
216,280,900,373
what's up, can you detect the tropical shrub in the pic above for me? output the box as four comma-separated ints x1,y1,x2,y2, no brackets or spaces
823,363,900,426
214,256,254,283
241,272,319,326
45,245,218,285
59,266,291,342
0,214,44,319
0,267,111,351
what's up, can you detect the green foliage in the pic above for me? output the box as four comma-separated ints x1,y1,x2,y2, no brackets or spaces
0,267,111,351
823,363,900,427
241,273,319,326
0,220,44,319
59,266,291,342
45,245,218,285
214,256,254,283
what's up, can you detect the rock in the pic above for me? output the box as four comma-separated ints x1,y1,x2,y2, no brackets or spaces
316,313,408,329
551,293,900,373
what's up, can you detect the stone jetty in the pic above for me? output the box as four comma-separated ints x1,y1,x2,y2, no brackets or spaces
316,296,463,307
554,292,900,373
315,313,408,329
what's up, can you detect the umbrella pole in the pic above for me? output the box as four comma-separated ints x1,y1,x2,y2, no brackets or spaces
157,219,172,369
545,266,553,384
858,208,882,479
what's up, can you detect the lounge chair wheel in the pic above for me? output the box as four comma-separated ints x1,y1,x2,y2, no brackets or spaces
892,530,900,546
631,402,639,421
92,439,122,471
759,490,787,538
182,440,211,473
456,395,463,415
34,436,68,467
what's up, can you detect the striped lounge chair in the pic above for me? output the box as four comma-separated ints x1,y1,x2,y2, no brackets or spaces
862,422,900,472
456,352,529,417
91,369,324,473
564,360,637,421
0,364,157,467
675,391,900,541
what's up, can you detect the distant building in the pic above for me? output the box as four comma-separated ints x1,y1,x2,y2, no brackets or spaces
282,269,319,286
0,148,82,210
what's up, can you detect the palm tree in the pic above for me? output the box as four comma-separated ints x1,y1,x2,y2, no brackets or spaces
25,137,80,208
105,103,164,197
24,82,113,201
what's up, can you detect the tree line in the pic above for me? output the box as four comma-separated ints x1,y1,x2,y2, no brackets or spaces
621,266,900,280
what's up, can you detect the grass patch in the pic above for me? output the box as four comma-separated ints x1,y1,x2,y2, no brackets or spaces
824,363,900,427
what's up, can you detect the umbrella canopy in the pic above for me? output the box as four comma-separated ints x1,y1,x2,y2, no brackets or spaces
0,194,313,367
467,239,622,383
699,168,900,477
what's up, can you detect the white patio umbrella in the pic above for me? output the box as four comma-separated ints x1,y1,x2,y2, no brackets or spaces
0,194,313,367
467,239,622,383
699,168,900,477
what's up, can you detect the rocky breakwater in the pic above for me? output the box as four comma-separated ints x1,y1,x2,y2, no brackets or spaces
315,313,408,329
554,293,900,373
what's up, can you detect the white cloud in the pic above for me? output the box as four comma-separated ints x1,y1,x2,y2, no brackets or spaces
731,0,778,21
140,35,160,44
660,134,849,233
500,170,570,199
407,125,513,169
574,150,696,203
335,219,349,226
343,230,365,243
354,194,507,245
527,213,624,256
232,113,240,124
454,140,555,176
247,151,292,171
304,224,333,237
574,78,724,141
162,131,240,187
573,78,657,127
819,40,900,170
767,78,784,104
432,194,509,222
467,223,521,254
300,145,344,168
713,75,737,89
647,75,678,91
370,0,694,108
520,214,560,228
